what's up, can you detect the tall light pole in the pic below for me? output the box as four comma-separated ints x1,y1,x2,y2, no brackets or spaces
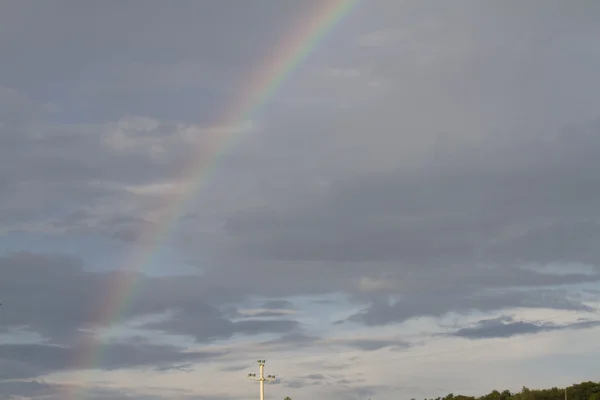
247,360,276,400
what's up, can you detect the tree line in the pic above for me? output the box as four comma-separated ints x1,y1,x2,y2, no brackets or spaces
422,381,600,400
283,381,600,400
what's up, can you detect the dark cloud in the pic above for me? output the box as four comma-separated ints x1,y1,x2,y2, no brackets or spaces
0,341,221,380
0,380,223,400
342,339,411,352
154,363,195,372
0,119,201,240
250,310,295,318
221,364,251,372
345,290,595,326
2,0,600,319
0,252,296,342
104,216,159,244
260,332,320,348
214,121,600,320
143,310,299,343
312,299,339,305
0,252,107,341
284,373,330,389
448,315,600,340
0,381,61,400
285,380,305,389
261,333,410,353
0,0,324,121
224,130,600,265
261,300,295,310
304,373,327,381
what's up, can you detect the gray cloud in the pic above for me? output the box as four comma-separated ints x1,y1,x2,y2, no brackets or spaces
261,300,295,310
285,380,305,389
143,311,299,343
260,332,410,353
448,315,600,340
342,339,411,352
0,119,190,237
221,364,251,372
2,0,600,310
213,120,600,320
2,1,600,395
0,252,296,343
0,1,322,121
345,290,595,327
284,373,330,389
0,341,221,380
177,1,600,318
250,310,295,318
260,332,320,349
154,363,195,372
0,380,224,400
0,381,61,400
223,128,600,265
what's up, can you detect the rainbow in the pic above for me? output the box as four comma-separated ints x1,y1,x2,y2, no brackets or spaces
65,0,359,395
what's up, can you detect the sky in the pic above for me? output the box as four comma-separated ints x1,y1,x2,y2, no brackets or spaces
1,0,600,399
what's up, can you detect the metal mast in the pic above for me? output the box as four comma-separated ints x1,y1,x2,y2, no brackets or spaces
247,360,276,400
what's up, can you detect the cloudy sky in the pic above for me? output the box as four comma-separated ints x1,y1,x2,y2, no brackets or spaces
2,0,600,399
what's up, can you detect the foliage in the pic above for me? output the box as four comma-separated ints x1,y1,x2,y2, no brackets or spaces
425,382,600,400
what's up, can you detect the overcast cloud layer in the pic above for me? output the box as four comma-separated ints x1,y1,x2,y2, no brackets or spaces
1,1,600,399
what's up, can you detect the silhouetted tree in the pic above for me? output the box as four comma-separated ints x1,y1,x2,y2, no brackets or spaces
427,381,600,400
